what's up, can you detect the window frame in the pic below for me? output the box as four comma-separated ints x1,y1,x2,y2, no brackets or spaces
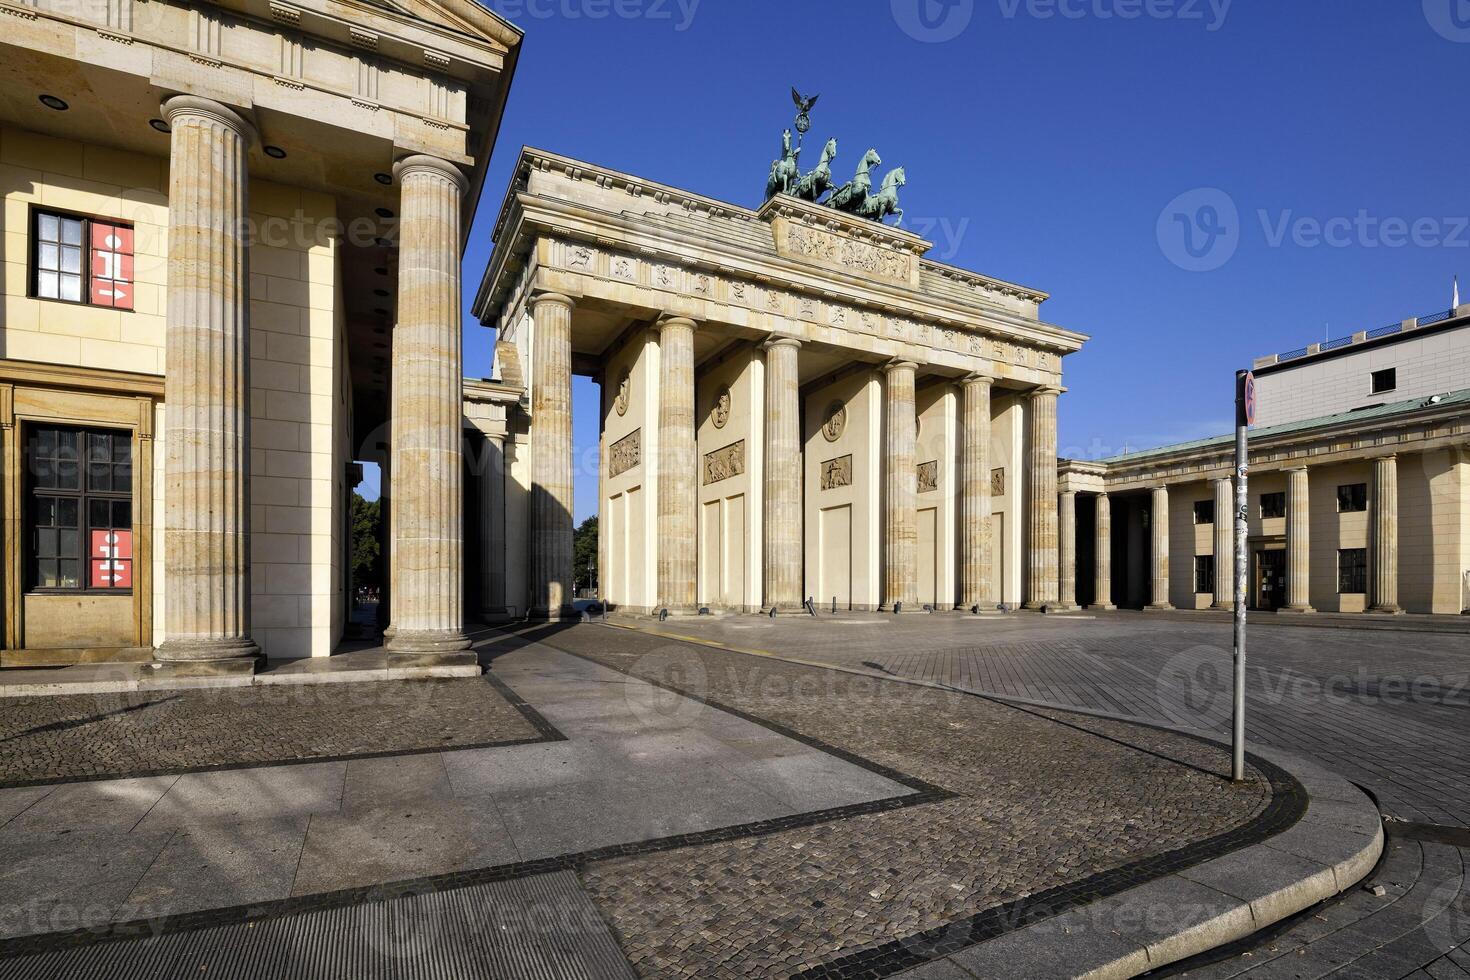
1194,554,1216,595
1338,548,1368,594
1337,483,1368,514
1193,500,1215,525
24,424,135,596
27,205,135,312
1370,368,1396,395
1260,492,1286,519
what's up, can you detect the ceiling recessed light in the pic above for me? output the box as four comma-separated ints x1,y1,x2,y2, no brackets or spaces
373,289,390,298
149,118,171,134
373,172,393,186
263,145,287,159
39,95,69,111
375,207,394,219
375,237,392,248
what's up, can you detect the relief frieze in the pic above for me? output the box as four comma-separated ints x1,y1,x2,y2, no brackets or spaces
918,460,939,494
609,429,640,477
703,440,745,485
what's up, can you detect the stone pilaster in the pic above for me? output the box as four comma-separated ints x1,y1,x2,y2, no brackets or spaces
1091,492,1115,610
1147,485,1174,610
1058,490,1078,610
1282,467,1315,613
529,292,575,620
1212,477,1235,609
157,95,258,667
883,360,918,611
1371,455,1402,614
385,155,471,663
763,338,803,611
960,374,993,611
1023,387,1060,610
656,316,697,612
478,432,509,623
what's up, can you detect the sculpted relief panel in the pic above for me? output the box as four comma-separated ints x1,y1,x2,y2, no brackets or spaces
703,440,745,485
609,429,641,478
918,460,939,494
821,455,852,490
775,220,916,286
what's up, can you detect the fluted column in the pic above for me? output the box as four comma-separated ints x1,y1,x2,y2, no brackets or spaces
763,338,803,611
1371,455,1402,614
1283,467,1314,613
158,95,257,664
1212,477,1235,609
1023,387,1060,609
529,292,575,620
884,361,918,611
1058,490,1078,610
1091,492,1115,610
1147,485,1174,610
385,155,471,661
657,316,697,612
478,432,508,623
960,374,993,611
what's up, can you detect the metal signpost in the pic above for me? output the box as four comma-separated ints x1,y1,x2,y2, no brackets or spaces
1232,370,1255,783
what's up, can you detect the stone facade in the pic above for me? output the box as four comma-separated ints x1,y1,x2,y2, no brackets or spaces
473,151,1086,617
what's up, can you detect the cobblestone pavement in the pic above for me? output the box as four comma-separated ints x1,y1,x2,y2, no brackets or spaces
630,611,1470,979
0,676,543,786
495,623,1287,979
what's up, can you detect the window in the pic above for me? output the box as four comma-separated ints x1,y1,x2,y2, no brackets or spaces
1371,368,1396,394
1338,548,1367,594
1195,555,1216,594
1193,500,1215,525
31,210,134,309
1337,483,1368,513
26,426,133,592
1260,492,1286,519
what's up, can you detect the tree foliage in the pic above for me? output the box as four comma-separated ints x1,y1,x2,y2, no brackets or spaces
351,493,383,591
573,515,598,593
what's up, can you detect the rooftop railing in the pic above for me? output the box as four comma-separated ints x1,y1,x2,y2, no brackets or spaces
1253,306,1464,369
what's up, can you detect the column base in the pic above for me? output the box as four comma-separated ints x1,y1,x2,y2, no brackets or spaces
480,607,516,625
1089,603,1117,611
384,629,473,665
528,606,578,622
1021,600,1055,611
1210,601,1235,611
1368,605,1405,616
1278,605,1316,615
155,636,260,663
1145,603,1175,612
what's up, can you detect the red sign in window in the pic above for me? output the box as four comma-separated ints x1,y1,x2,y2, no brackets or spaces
90,529,132,588
89,223,134,310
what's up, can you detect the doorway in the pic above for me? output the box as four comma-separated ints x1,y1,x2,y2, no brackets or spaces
1253,548,1286,611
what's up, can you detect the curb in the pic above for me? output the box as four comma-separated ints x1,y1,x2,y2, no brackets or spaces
899,746,1383,979
606,618,1385,980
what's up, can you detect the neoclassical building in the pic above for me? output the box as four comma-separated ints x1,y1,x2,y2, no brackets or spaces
1059,313,1470,615
0,0,520,670
470,151,1088,618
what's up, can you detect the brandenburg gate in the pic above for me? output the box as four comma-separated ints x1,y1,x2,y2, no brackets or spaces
469,147,1087,619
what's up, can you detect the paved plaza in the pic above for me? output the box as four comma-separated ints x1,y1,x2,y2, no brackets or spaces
0,614,1461,977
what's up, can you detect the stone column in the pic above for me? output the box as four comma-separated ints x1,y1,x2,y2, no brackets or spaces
1058,490,1078,610
1147,485,1174,610
385,155,471,662
478,432,508,623
884,360,919,611
157,95,258,666
1283,467,1314,613
1091,492,1115,610
656,316,697,613
763,338,803,612
1370,455,1402,614
1211,477,1235,610
1023,387,1060,609
960,374,993,611
528,292,575,620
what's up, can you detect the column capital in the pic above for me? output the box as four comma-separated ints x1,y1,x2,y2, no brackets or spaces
1371,453,1399,463
1213,475,1234,486
1284,464,1310,473
657,315,698,332
762,334,801,351
1095,489,1110,499
961,372,995,387
1028,384,1064,402
393,154,469,194
884,358,918,375
530,291,576,314
161,95,257,146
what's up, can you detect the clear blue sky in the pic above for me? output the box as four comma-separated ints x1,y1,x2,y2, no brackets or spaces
361,1,1470,513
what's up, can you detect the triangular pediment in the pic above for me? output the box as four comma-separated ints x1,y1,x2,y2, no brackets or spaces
390,0,522,49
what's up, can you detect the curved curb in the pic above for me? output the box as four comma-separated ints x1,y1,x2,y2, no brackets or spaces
900,745,1384,979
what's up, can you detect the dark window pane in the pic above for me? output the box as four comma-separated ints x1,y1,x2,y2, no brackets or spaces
57,560,79,588
59,529,78,558
55,460,79,490
88,433,108,463
114,463,131,487
112,500,131,528
113,439,131,464
37,429,55,456
35,498,56,528
33,459,54,489
56,498,78,528
37,528,57,558
90,498,110,529
89,463,111,492
38,559,58,588
56,432,79,462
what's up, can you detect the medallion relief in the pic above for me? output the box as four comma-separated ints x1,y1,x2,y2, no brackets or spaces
711,385,731,429
821,401,847,442
614,370,631,417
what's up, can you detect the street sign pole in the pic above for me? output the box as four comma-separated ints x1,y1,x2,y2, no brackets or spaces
1232,370,1254,783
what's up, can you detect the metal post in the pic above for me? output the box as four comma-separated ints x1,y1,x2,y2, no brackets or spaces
1232,370,1253,783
